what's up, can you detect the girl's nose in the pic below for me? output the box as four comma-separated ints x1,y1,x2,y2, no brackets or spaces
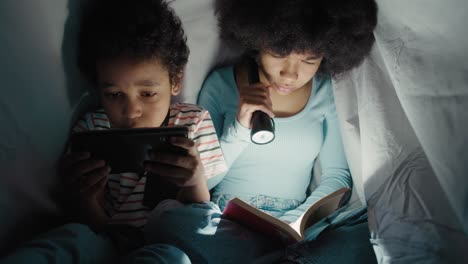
280,61,299,82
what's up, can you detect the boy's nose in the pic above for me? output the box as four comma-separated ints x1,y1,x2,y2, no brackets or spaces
122,99,143,119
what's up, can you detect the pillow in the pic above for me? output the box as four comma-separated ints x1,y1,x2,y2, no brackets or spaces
170,0,241,104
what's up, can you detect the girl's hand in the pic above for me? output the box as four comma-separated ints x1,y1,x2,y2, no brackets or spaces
237,83,275,128
60,152,110,227
144,137,209,202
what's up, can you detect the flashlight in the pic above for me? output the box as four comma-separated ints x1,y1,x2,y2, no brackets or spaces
250,111,275,144
247,57,275,145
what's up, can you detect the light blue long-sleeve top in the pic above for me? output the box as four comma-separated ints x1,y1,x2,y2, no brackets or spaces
197,66,352,222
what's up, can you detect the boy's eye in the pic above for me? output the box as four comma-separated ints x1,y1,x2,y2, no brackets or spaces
141,91,157,97
270,53,285,58
104,92,123,98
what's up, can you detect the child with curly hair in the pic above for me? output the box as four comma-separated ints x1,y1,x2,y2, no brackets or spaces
197,0,378,262
143,0,377,263
0,0,225,263
72,0,226,232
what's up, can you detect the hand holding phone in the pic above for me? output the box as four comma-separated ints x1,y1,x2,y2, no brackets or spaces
143,136,208,207
59,151,110,226
144,137,205,188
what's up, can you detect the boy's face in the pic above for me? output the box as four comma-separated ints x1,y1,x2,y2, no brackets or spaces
96,57,181,128
258,50,323,95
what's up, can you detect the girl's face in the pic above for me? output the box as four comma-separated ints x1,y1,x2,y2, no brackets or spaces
96,56,181,128
258,50,323,95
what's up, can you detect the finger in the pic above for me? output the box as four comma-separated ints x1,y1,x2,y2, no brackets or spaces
152,136,191,150
240,94,274,116
144,152,196,170
239,88,270,100
166,137,200,157
64,158,100,187
82,174,108,197
66,160,106,188
241,94,270,105
144,162,193,187
167,137,194,150
240,86,269,96
265,85,273,106
244,85,270,97
61,152,90,169
242,83,268,92
79,165,110,193
71,159,106,178
242,97,273,112
241,101,275,118
258,105,275,118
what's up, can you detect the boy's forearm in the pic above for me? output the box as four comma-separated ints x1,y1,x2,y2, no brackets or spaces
177,181,210,203
80,191,109,231
81,207,108,231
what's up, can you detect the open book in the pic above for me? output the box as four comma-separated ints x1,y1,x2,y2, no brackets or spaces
222,187,351,245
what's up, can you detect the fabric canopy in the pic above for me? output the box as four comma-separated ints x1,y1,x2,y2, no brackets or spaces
0,0,466,261
332,1,468,261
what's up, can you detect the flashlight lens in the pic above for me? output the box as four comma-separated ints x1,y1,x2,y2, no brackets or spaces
251,130,274,144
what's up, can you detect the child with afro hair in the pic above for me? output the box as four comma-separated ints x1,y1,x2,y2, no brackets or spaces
196,0,378,263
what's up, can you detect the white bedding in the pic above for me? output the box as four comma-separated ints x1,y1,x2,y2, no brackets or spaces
0,0,466,261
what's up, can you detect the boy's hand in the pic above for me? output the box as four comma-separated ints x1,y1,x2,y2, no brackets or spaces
60,152,110,227
237,83,274,128
144,137,209,202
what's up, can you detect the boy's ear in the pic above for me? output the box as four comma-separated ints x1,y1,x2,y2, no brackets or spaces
170,72,183,96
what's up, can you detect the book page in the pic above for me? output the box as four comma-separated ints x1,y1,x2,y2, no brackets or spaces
223,198,302,244
289,215,304,235
299,188,351,235
223,188,350,244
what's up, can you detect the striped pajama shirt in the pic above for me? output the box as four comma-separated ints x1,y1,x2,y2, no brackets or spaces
72,103,226,228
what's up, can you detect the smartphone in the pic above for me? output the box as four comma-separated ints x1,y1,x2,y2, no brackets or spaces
70,126,189,174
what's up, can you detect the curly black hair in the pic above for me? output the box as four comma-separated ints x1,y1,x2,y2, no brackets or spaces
78,0,189,85
217,0,377,77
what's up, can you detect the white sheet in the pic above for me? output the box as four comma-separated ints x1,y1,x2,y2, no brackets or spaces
0,0,466,261
333,0,468,261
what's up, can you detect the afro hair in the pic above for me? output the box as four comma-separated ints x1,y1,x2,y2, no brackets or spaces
78,0,189,85
217,0,378,77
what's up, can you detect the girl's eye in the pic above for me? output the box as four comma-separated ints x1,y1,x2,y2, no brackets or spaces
303,60,316,65
141,91,157,97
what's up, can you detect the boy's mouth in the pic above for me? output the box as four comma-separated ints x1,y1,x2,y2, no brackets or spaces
112,121,136,129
